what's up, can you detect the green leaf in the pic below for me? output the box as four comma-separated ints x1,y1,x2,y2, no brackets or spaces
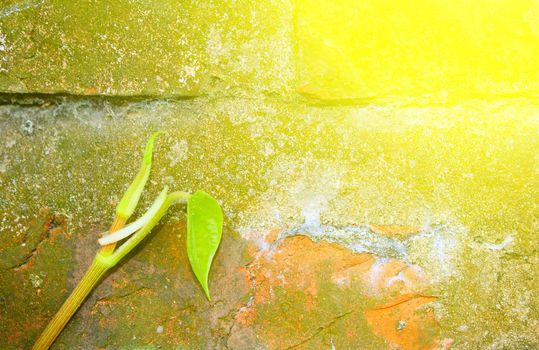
187,191,223,300
115,132,162,220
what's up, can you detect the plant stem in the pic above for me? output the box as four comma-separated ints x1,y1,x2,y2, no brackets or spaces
32,191,189,349
31,256,112,350
32,216,125,350
99,215,127,255
101,191,191,267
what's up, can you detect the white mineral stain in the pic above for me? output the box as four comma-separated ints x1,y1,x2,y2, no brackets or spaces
168,140,188,167
482,234,514,250
0,32,6,52
0,0,44,19
366,258,388,293
385,270,407,288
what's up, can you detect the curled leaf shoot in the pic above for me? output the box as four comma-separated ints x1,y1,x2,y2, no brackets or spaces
97,190,191,268
115,132,162,220
34,133,217,350
98,187,169,246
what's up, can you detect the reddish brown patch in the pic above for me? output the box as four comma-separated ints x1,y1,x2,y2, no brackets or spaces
164,316,178,338
238,266,251,289
232,233,439,349
235,306,257,327
83,87,98,95
365,295,440,350
247,236,375,307
263,228,281,245
245,233,431,305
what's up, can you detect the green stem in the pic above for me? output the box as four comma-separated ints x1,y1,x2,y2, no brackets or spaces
32,190,190,350
99,191,190,267
32,256,111,350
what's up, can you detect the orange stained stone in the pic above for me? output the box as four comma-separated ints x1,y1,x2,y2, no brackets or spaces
234,233,439,349
238,266,252,290
365,295,440,350
83,87,97,95
235,306,257,327
247,234,431,306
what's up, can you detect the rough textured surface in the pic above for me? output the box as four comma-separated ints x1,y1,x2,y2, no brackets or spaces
0,0,293,96
0,98,536,237
4,0,539,101
0,98,537,349
297,0,539,102
234,233,442,350
0,209,72,348
1,0,538,349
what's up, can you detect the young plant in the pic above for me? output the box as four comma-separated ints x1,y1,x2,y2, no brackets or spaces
32,134,223,350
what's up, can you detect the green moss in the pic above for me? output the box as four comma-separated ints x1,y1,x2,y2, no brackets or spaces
0,96,537,348
0,0,293,96
0,213,72,349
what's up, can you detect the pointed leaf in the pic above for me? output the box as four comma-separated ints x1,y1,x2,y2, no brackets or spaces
187,191,223,300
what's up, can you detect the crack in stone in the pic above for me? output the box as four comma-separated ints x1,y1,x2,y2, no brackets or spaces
371,295,437,311
10,245,39,271
224,310,238,350
9,213,67,271
285,310,355,349
224,266,256,349
9,226,50,271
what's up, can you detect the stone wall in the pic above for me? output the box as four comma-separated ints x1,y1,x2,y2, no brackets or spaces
0,1,538,349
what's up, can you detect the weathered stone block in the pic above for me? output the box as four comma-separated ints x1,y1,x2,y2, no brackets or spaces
296,0,539,102
0,0,293,96
0,97,537,348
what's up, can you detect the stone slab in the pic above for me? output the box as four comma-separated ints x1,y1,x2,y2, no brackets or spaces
296,0,539,102
0,97,538,348
0,0,293,96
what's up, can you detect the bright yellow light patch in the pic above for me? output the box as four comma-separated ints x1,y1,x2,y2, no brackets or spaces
296,0,539,102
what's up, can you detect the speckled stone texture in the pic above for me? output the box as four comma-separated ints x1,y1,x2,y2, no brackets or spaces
1,1,538,349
